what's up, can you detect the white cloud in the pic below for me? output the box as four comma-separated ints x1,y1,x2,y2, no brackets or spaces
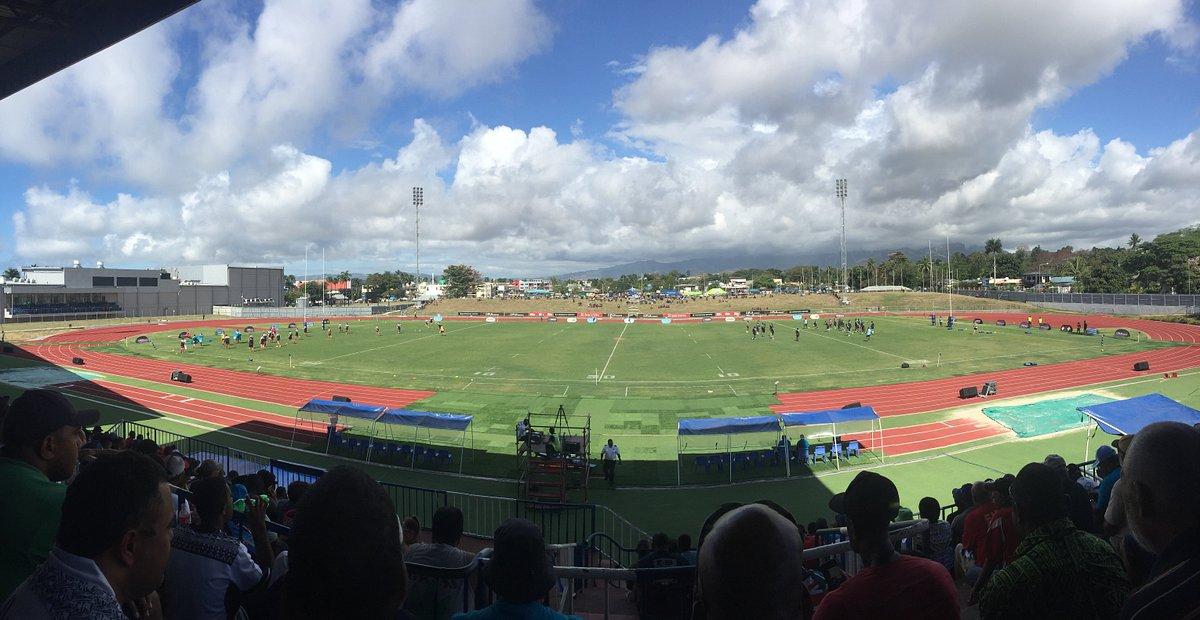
3,0,1199,275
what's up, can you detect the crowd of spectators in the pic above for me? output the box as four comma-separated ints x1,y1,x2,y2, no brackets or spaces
2,385,1198,619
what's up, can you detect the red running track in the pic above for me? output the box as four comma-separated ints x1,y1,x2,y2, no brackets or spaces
28,341,435,410
840,417,1005,456
773,313,1200,416
62,379,327,443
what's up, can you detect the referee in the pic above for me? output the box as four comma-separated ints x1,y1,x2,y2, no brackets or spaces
601,439,621,486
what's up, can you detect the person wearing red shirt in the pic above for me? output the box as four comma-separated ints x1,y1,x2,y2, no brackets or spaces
815,471,960,620
959,481,996,580
969,476,1019,604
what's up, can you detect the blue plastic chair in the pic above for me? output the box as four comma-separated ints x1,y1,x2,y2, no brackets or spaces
328,432,345,452
813,445,827,463
346,438,361,458
738,452,753,469
694,455,710,474
413,446,427,464
711,454,725,472
832,443,844,461
398,444,414,463
847,441,861,457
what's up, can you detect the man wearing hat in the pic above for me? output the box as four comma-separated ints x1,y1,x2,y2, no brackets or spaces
813,471,958,619
454,518,579,619
0,389,97,601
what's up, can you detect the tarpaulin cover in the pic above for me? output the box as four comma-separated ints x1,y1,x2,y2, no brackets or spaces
379,409,473,431
1077,393,1200,435
778,406,879,427
678,415,779,436
298,399,387,420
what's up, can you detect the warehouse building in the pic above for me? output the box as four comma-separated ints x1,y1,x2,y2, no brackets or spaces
2,263,284,321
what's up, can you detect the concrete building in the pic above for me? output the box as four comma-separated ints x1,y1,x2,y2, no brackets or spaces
2,264,283,321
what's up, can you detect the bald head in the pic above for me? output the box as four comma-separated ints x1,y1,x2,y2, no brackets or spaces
698,504,805,619
1123,422,1200,554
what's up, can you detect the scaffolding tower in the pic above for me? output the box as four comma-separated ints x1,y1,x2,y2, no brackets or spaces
517,404,592,503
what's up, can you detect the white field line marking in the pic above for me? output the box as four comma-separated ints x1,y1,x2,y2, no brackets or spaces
321,322,486,362
463,379,475,390
597,321,630,383
533,327,569,346
728,384,738,396
704,353,712,359
560,386,570,397
180,397,194,403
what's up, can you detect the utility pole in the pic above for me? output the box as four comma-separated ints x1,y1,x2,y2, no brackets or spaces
836,179,848,296
413,187,423,293
947,236,953,318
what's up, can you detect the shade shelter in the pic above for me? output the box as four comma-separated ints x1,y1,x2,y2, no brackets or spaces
1077,393,1200,461
778,406,884,472
293,398,386,451
677,415,780,484
368,409,474,473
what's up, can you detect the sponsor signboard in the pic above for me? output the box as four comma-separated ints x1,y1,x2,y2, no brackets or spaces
457,311,482,316
690,312,716,317
553,312,578,317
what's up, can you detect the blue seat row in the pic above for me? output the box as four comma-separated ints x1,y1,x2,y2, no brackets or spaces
329,433,453,467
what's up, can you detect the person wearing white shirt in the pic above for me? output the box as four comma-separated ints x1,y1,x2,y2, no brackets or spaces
161,477,272,620
601,439,622,486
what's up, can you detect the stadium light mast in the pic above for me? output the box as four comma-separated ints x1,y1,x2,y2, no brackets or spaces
836,179,848,295
413,186,423,291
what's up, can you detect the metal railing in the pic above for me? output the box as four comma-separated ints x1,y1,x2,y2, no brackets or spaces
109,420,648,548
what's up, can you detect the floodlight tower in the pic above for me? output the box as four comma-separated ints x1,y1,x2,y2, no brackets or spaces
836,178,848,294
412,186,423,290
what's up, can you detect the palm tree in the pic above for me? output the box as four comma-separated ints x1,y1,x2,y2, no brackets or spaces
2,268,18,280
1066,257,1088,292
1128,233,1141,250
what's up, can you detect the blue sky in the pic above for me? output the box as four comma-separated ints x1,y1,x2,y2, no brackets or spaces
0,0,1197,277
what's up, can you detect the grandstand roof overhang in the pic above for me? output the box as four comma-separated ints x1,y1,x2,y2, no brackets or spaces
0,0,199,101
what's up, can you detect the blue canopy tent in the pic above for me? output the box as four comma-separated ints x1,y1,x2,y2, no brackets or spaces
292,399,387,451
778,406,884,472
367,409,474,473
677,415,781,484
293,400,474,472
1077,393,1200,462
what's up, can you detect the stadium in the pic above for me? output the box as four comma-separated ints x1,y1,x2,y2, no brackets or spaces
1,2,1199,619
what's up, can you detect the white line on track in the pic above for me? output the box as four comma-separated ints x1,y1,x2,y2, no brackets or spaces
321,322,487,362
598,322,630,383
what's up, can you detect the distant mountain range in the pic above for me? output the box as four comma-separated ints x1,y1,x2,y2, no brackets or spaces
554,244,975,279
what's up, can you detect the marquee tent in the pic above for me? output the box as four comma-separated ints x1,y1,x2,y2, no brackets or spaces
294,399,474,472
677,415,781,484
1077,393,1200,462
779,406,884,471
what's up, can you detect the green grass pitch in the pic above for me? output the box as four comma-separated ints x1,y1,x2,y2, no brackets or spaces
102,316,1169,471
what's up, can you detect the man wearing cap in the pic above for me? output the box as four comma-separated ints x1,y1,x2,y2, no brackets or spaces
0,389,97,600
1095,443,1122,515
814,471,958,619
454,518,579,619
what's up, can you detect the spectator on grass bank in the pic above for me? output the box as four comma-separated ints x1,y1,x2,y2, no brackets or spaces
0,451,172,620
161,476,272,620
0,389,97,600
405,506,475,619
284,466,408,618
453,518,579,620
977,463,1129,619
693,502,811,620
815,471,958,620
1119,422,1200,619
